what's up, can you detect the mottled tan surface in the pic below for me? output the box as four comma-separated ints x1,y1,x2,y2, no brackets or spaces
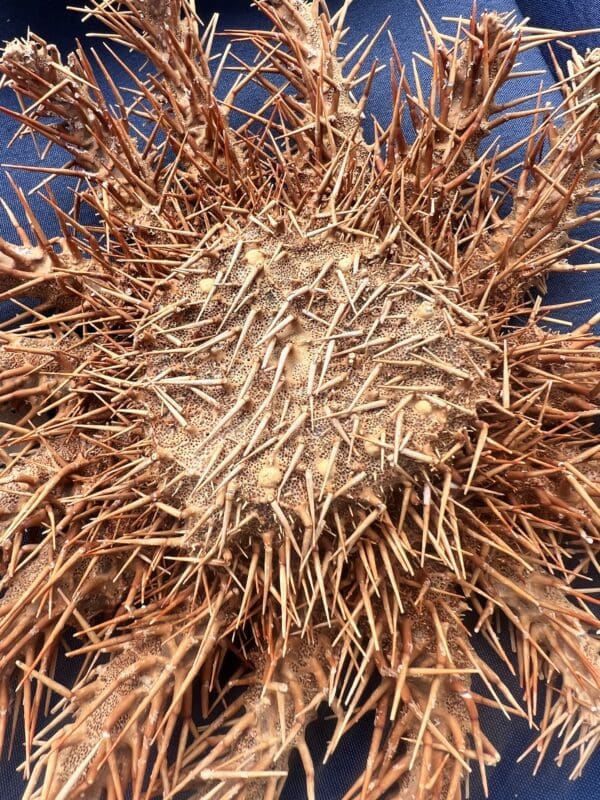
0,1,599,799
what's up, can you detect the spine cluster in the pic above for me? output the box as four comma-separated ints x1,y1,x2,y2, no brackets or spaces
0,2,598,799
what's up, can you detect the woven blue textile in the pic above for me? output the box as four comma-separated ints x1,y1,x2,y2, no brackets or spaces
0,1,599,798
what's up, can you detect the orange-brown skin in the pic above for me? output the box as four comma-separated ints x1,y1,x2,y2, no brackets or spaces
0,2,599,799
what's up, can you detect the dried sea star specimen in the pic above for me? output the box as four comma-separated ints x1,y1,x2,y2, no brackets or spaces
0,1,599,798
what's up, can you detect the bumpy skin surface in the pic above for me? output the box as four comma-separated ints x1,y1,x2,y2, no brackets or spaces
0,2,599,799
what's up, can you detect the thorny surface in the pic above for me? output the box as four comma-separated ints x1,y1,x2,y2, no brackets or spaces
0,1,599,798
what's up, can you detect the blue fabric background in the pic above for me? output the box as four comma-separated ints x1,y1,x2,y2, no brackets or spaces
0,1,598,798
